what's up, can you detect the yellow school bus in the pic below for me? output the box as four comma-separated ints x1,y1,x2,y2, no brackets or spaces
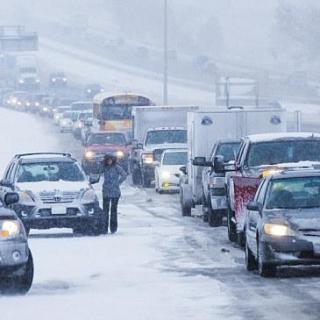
92,93,154,133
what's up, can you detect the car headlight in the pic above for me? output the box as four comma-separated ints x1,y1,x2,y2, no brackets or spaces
19,79,24,84
11,98,17,104
52,78,57,82
26,102,31,106
0,220,22,238
78,122,84,128
36,79,40,83
63,78,67,82
142,153,153,164
87,89,92,93
19,191,35,205
263,224,295,237
81,189,97,204
61,120,68,126
43,107,48,112
35,102,40,107
116,150,124,158
161,170,171,179
85,151,95,159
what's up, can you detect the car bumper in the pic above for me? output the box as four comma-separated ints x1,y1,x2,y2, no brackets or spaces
0,240,29,268
260,236,320,266
16,203,102,229
82,158,128,173
158,177,180,191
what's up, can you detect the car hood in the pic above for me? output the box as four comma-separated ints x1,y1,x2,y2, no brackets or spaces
0,207,18,219
16,180,90,194
159,165,185,173
265,208,320,230
144,143,187,152
86,145,128,153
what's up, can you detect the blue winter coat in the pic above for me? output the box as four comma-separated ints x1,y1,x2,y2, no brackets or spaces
102,164,127,198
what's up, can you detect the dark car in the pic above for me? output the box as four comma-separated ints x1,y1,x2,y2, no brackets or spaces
245,168,320,277
0,153,105,236
0,192,33,294
49,72,67,88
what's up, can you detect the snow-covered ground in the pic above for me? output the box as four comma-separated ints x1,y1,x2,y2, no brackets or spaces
1,108,320,319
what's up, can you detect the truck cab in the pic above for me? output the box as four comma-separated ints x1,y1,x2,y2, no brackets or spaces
223,132,320,245
133,127,187,187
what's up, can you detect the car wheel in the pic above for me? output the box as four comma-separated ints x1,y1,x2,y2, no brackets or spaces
257,242,276,277
245,241,257,271
142,174,151,188
227,207,237,242
0,250,34,295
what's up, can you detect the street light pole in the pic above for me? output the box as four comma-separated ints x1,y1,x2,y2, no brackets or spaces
163,0,168,105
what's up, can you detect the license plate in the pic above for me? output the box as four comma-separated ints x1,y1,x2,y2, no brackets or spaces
51,206,67,215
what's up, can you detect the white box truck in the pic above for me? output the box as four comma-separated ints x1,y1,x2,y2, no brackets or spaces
130,105,199,186
180,107,287,216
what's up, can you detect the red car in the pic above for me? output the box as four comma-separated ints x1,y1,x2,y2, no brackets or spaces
82,131,130,174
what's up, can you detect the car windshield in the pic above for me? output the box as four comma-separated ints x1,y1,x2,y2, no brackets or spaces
71,103,92,111
17,162,85,183
266,177,320,209
162,152,188,165
79,112,92,120
63,112,78,120
247,140,320,167
216,142,240,162
145,130,187,145
88,133,126,145
101,105,133,120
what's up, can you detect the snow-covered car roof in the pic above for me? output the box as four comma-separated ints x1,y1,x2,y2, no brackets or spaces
245,132,320,143
162,148,187,154
267,168,320,180
147,127,186,131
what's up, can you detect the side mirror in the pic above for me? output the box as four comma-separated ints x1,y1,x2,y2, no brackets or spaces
193,157,212,167
0,179,13,189
89,174,100,185
247,201,261,212
4,192,19,206
213,156,225,173
174,173,180,178
179,166,187,175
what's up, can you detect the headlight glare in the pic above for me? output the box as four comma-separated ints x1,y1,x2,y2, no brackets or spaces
85,151,95,159
161,170,171,179
263,224,294,237
116,150,124,158
0,220,21,238
81,189,97,204
142,154,153,164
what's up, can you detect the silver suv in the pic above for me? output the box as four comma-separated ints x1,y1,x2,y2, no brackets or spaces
0,153,105,236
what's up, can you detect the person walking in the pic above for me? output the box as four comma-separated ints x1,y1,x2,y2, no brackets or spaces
102,154,127,234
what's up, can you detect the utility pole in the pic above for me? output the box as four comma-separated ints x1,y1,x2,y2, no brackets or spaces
163,0,168,105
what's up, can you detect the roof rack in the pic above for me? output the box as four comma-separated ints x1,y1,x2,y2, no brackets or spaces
14,152,72,159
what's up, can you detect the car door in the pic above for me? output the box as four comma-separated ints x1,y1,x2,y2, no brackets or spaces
246,179,268,255
202,144,217,200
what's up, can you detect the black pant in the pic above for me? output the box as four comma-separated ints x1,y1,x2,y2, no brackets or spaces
103,197,119,233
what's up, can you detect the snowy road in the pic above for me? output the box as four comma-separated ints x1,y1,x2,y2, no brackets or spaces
1,109,320,320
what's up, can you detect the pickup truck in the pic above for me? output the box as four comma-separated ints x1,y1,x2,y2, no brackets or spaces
131,127,187,187
200,140,240,227
216,132,320,245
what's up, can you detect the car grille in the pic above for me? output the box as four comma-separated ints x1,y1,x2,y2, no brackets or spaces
299,229,320,237
39,191,80,204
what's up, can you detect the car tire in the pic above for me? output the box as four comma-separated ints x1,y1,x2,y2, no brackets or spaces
0,250,34,295
257,242,276,277
227,207,237,242
142,174,151,188
245,241,257,271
